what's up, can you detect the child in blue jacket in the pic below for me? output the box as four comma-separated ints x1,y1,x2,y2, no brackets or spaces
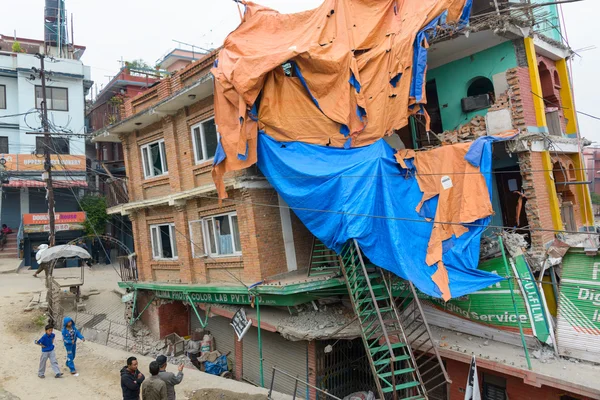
62,316,85,375
36,324,63,378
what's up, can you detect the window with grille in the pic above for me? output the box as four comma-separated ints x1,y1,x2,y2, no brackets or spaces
150,223,178,260
140,139,168,178
482,373,506,400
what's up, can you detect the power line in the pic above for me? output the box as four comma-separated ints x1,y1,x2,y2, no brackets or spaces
531,90,600,121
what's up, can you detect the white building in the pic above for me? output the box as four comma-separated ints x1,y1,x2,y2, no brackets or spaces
0,35,92,259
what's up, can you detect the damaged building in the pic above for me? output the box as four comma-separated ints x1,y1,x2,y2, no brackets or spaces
93,0,600,399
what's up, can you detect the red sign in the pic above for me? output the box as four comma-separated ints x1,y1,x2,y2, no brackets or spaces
23,212,86,225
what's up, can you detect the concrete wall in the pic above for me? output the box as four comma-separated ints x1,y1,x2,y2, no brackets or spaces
427,41,518,132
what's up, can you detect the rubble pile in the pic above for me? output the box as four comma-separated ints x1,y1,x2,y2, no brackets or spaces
438,115,487,144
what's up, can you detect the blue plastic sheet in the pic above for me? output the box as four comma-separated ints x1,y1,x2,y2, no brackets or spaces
257,133,506,299
410,12,447,102
204,355,228,376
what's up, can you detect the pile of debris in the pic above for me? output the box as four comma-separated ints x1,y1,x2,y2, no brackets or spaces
438,115,488,144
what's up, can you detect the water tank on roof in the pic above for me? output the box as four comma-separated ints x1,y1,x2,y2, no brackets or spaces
44,0,67,47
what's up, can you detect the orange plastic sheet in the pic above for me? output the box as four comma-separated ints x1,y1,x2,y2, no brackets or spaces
395,132,517,300
212,0,469,198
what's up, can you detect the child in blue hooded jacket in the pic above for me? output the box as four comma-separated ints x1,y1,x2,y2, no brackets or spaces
62,316,85,375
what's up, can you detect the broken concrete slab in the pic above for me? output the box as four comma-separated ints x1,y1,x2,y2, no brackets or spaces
0,258,22,274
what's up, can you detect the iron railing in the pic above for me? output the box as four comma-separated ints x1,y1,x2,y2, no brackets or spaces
119,254,138,282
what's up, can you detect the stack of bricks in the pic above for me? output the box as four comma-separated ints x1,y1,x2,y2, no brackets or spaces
505,68,528,132
518,151,556,259
439,115,487,144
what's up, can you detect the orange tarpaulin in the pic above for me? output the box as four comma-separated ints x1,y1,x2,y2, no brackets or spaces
395,132,516,299
212,0,470,197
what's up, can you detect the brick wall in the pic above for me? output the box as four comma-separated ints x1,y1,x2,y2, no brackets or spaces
292,212,314,271
121,51,218,119
251,189,288,278
234,332,243,380
445,358,593,400
519,151,556,255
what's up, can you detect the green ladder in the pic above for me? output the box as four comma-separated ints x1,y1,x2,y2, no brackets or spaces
340,239,449,399
340,239,425,399
391,279,451,400
307,236,341,277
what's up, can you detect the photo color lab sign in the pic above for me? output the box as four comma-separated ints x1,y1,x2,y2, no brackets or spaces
557,251,600,363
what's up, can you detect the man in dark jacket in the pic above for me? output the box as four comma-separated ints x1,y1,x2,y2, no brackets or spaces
120,356,145,400
156,355,184,400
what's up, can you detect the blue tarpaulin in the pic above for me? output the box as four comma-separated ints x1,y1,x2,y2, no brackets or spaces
257,133,506,299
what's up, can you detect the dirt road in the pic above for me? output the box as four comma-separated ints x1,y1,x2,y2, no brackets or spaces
0,267,290,400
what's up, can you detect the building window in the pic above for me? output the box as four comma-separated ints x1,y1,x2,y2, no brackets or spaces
202,212,241,257
36,137,69,154
150,223,178,260
0,137,7,153
0,85,6,109
141,139,168,178
35,86,68,111
191,118,218,163
482,373,506,400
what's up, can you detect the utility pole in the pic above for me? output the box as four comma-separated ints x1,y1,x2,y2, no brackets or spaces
35,53,56,247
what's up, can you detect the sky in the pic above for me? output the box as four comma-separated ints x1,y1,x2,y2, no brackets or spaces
1,0,598,141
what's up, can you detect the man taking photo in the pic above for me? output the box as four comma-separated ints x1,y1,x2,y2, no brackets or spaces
156,355,184,400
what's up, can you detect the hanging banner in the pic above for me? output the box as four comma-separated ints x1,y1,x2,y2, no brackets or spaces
464,356,481,400
230,308,252,341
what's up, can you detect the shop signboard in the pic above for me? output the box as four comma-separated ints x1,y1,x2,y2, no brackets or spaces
0,154,86,172
425,256,549,340
556,251,600,363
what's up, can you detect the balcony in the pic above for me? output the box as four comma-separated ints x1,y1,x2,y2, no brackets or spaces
106,177,129,208
119,254,138,282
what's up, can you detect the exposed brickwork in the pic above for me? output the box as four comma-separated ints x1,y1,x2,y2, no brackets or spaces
508,67,538,128
445,358,594,400
137,292,190,339
251,189,288,279
292,212,314,271
519,151,556,254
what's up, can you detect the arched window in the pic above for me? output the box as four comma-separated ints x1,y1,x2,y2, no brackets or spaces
467,76,494,97
553,70,561,88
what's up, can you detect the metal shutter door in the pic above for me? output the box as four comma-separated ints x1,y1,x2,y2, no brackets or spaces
190,310,236,363
243,327,307,397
